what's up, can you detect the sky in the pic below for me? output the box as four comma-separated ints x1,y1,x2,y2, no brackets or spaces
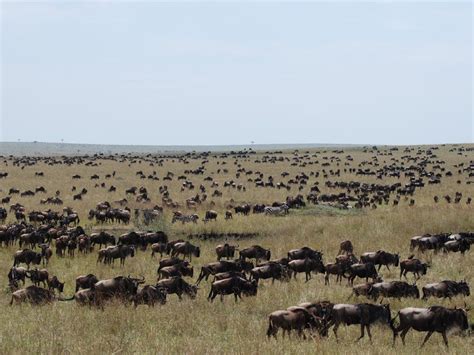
0,1,472,146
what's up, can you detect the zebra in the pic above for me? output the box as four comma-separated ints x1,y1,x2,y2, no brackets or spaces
264,204,289,215
171,213,199,224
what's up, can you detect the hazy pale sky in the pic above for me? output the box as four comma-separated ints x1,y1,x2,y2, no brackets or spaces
1,1,472,145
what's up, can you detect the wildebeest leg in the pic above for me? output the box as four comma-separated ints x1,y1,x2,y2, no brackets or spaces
366,325,372,343
325,274,329,286
386,265,390,271
441,331,449,347
399,268,403,279
400,327,410,346
420,331,434,347
356,324,365,341
333,322,340,342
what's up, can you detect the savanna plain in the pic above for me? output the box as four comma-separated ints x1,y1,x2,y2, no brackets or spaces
0,144,472,354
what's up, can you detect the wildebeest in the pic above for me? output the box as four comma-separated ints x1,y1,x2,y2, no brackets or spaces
8,266,29,285
338,240,354,255
399,258,429,281
171,241,200,261
267,307,321,339
133,285,167,307
28,268,49,287
288,258,326,282
443,239,470,255
393,306,469,347
422,280,470,300
204,210,218,222
345,262,378,285
240,245,271,263
156,276,197,300
47,275,65,293
157,263,193,280
75,274,99,292
360,250,399,271
288,246,322,261
150,242,168,258
13,249,42,268
215,243,238,260
92,275,145,304
103,245,135,266
10,285,64,305
369,281,419,301
208,276,257,302
327,303,394,342
250,262,289,284
324,262,348,285
90,232,116,248
196,260,254,285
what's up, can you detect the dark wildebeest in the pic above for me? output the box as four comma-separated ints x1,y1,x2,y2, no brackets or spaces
345,263,378,286
369,281,419,301
213,271,247,282
157,257,188,272
92,275,145,304
39,243,53,265
267,307,321,339
104,245,135,266
28,268,49,287
360,250,399,271
324,262,349,285
10,285,61,305
8,266,29,285
327,303,394,342
208,276,257,302
13,249,42,268
215,243,238,261
196,259,254,285
240,245,271,263
338,240,354,255
75,274,99,292
204,210,218,222
399,258,429,281
90,232,116,248
350,281,380,299
171,241,200,261
157,263,193,280
133,285,167,307
443,239,470,255
250,262,289,284
422,280,470,300
156,276,197,300
151,242,169,258
288,258,326,282
288,247,322,261
47,276,65,293
393,306,469,347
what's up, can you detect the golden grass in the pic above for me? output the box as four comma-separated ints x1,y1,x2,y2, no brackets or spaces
0,144,472,354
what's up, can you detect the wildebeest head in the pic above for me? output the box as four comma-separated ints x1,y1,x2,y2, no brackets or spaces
407,284,420,298
194,246,201,258
243,280,258,297
458,281,470,296
393,254,400,267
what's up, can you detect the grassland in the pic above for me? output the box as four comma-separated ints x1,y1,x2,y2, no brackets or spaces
0,144,472,354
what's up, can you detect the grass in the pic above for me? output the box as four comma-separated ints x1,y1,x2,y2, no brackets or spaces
0,144,472,354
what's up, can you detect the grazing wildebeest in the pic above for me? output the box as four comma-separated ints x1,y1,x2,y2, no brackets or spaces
215,243,238,260
75,274,99,292
133,285,167,307
360,250,399,271
369,281,419,301
422,280,470,300
92,275,145,304
327,303,394,342
171,241,200,261
345,263,378,285
240,245,271,263
13,249,42,268
90,232,116,248
267,307,321,339
47,276,65,293
288,258,326,282
156,276,197,300
393,306,469,347
207,276,257,302
399,258,429,281
157,263,193,280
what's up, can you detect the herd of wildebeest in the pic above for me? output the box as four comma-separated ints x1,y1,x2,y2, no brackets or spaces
0,144,472,347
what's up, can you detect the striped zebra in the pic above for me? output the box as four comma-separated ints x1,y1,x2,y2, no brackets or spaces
172,213,199,224
264,204,289,215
